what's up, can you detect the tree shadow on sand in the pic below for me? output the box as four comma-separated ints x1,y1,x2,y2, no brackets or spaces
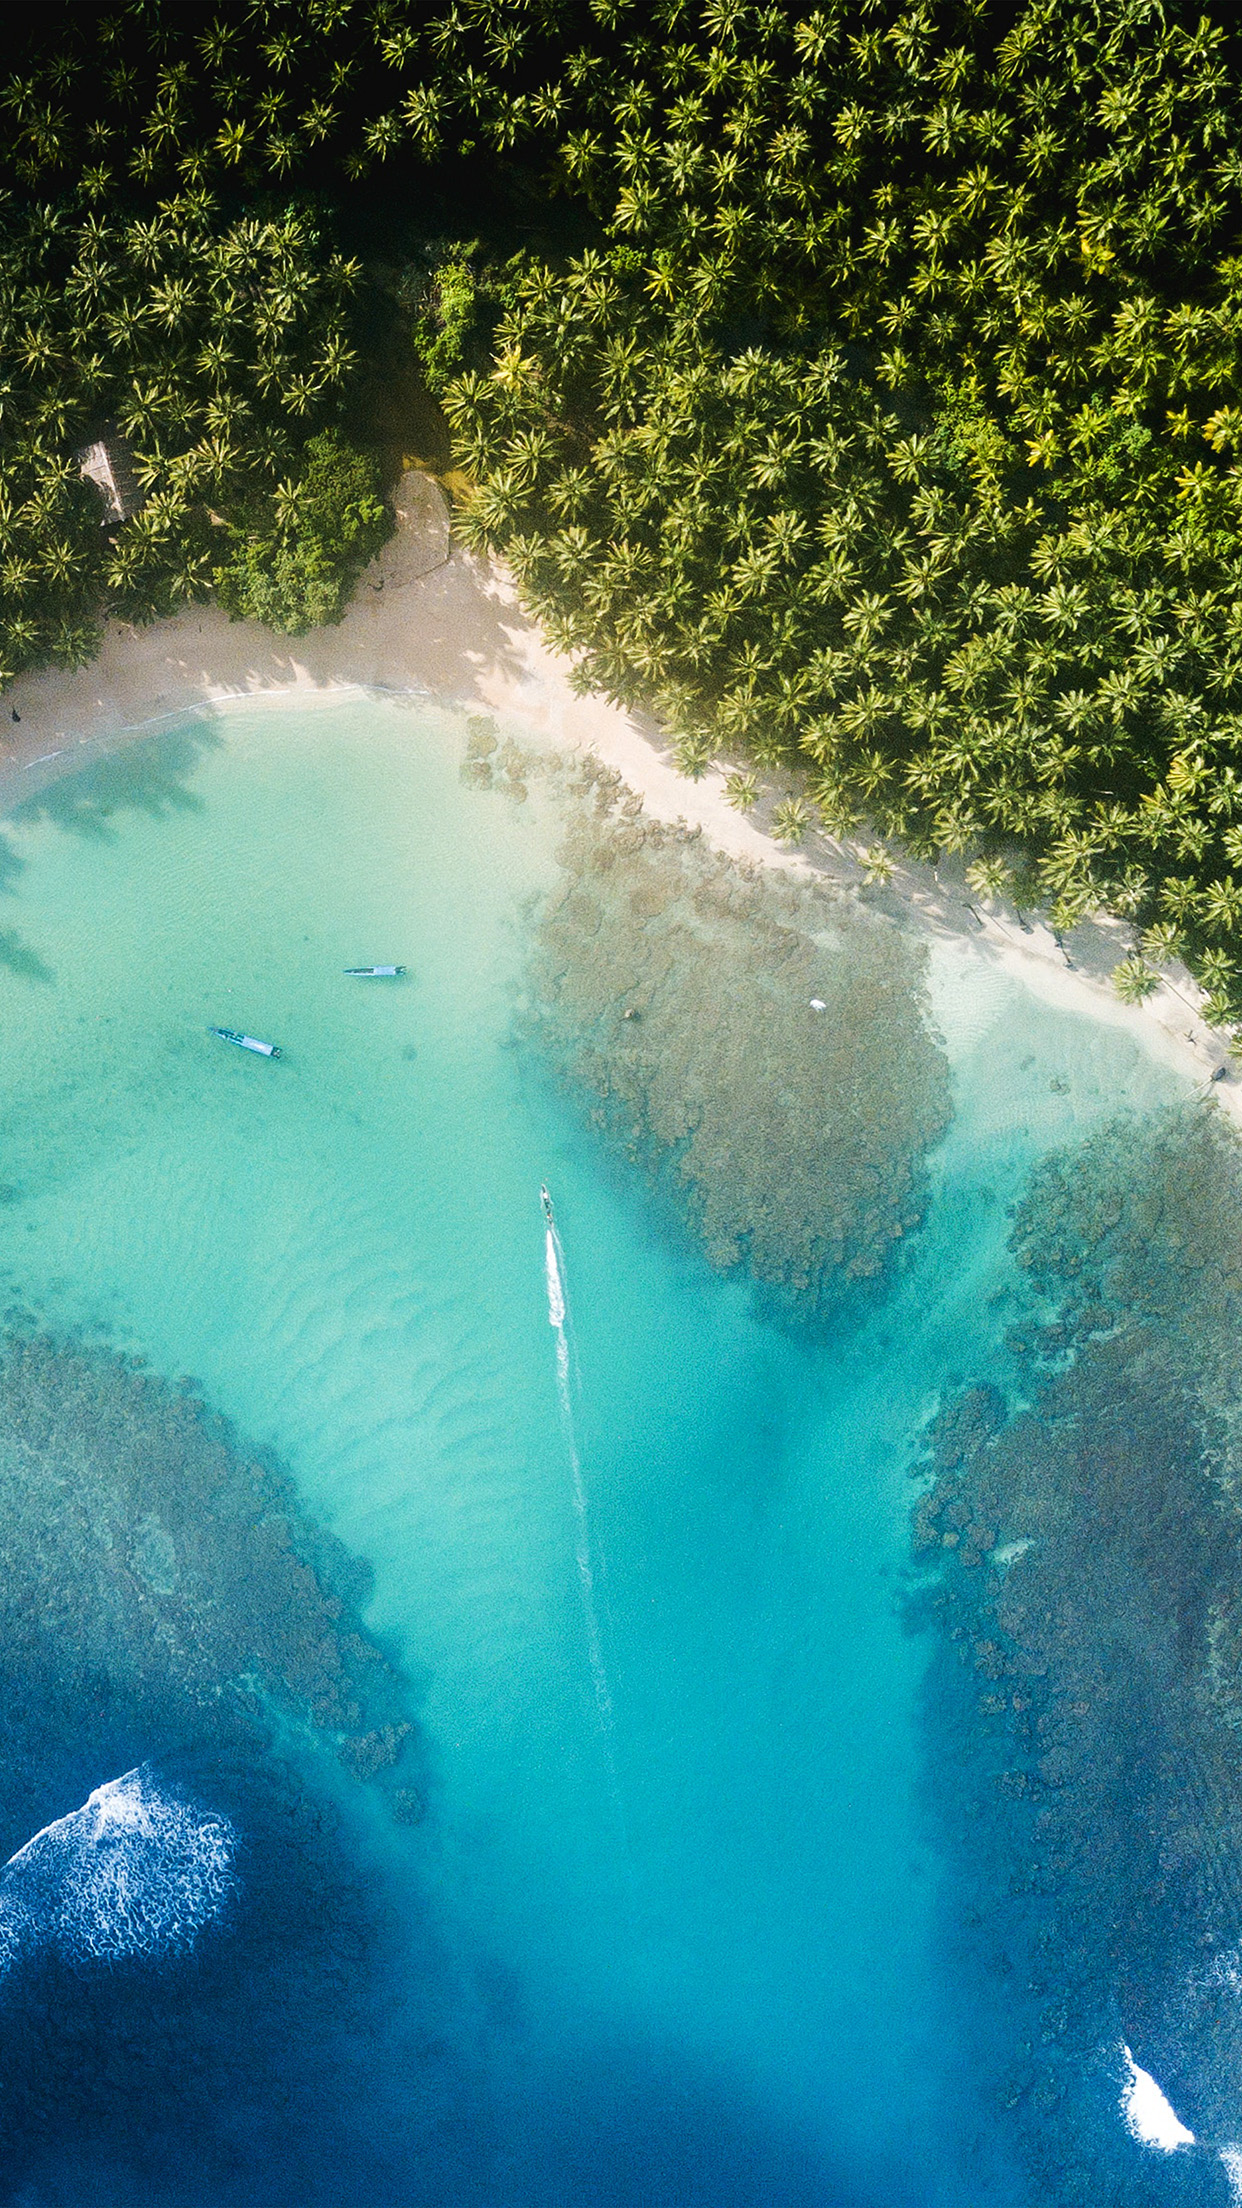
0,722,224,985
8,720,222,846
0,928,52,984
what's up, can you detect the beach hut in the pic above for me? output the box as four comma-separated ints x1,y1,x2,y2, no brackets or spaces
75,433,143,524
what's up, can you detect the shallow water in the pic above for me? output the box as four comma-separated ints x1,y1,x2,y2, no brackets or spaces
0,699,1197,2203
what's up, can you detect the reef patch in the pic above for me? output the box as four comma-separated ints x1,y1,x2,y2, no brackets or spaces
909,1106,1242,2205
498,747,952,1317
0,1327,447,2204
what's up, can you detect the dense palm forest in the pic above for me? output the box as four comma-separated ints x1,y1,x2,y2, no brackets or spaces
10,0,1242,1020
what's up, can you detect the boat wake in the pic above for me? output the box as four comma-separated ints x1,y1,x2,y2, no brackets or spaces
0,1765,236,1977
544,1212,616,1742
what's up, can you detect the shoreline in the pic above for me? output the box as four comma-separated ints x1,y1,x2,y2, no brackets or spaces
0,469,1232,1117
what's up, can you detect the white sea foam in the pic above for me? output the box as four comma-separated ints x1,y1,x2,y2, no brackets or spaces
1120,2045,1196,2150
1221,2146,1242,2203
0,1766,235,1975
1207,1941,1242,1994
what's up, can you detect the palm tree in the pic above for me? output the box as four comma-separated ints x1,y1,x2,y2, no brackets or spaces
965,854,1014,901
1112,954,1160,1004
771,796,812,844
725,769,759,811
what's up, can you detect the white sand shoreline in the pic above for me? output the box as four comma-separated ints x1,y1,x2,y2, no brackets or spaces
0,469,1233,1117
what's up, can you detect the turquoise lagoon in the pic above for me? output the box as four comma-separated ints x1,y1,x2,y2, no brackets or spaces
0,699,1196,2204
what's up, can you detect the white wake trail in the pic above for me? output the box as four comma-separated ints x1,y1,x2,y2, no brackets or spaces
545,1223,615,1738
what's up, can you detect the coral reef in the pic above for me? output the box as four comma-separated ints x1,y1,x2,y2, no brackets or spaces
506,750,951,1318
909,1104,1242,2205
0,1328,441,2203
0,1330,422,1843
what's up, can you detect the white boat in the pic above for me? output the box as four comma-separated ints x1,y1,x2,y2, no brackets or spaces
209,1026,280,1058
343,965,406,978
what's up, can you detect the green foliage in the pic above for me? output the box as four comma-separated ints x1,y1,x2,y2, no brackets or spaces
445,237,1242,1019
0,189,361,681
1111,954,1160,1004
725,770,759,813
0,0,604,199
407,243,531,398
429,0,1242,1030
965,855,1014,904
928,374,1017,503
414,250,481,397
12,0,1242,1016
772,798,813,846
214,429,390,633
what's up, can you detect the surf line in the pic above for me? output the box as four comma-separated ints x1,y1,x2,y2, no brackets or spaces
542,1187,616,1739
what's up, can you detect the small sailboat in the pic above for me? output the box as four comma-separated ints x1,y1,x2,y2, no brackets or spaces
343,965,406,978
209,1026,280,1059
541,1184,555,1227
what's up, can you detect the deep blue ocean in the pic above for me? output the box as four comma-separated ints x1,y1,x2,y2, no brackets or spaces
0,698,1221,2206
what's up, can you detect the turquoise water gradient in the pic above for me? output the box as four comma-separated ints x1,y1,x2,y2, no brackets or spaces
0,701,1190,2203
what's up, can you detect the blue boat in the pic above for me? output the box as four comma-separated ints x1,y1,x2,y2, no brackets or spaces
344,965,406,977
209,1026,280,1058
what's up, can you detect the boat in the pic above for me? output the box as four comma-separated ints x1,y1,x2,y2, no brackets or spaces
541,1184,554,1227
343,965,406,978
208,1026,280,1058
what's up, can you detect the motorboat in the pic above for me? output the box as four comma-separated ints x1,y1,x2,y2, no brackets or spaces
343,965,406,977
541,1184,554,1226
209,1026,280,1058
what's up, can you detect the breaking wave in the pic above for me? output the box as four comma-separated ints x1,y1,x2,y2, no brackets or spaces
1119,2045,1195,2151
0,1766,236,1974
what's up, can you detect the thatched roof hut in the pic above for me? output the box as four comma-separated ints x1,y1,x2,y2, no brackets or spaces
76,433,143,524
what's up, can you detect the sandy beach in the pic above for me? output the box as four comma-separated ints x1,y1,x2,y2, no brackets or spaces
0,468,1232,1113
